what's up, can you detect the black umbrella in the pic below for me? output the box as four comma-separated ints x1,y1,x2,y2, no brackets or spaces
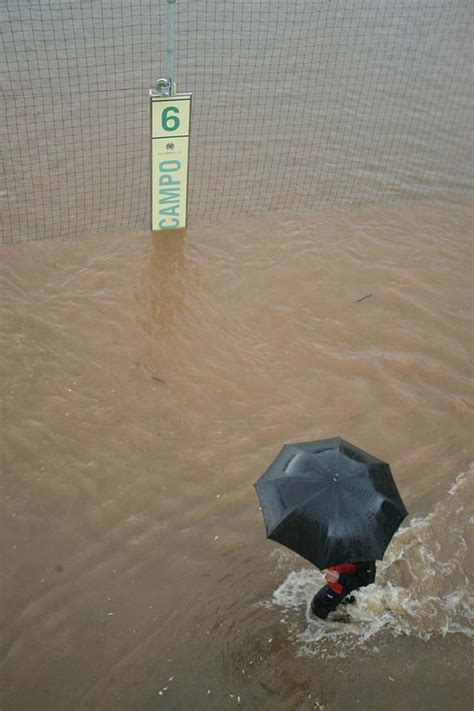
254,437,408,569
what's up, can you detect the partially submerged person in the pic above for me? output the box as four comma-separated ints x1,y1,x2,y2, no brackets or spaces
311,561,376,620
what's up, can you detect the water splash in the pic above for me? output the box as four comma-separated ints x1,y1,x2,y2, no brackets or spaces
270,465,474,657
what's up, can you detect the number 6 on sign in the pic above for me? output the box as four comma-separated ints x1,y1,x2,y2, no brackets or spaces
150,93,192,231
162,106,180,131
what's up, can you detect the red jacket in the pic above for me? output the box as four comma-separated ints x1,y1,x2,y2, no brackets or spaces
326,563,357,594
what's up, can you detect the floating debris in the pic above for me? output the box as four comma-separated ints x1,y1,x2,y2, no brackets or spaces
353,293,373,303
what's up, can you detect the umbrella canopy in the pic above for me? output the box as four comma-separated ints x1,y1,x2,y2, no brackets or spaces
254,437,408,569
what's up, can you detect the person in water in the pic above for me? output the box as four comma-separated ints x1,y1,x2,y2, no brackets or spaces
310,561,376,620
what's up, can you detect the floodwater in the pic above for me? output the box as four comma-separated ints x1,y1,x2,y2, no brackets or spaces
1,201,473,710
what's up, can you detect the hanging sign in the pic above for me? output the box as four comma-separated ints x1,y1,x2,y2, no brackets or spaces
150,93,191,231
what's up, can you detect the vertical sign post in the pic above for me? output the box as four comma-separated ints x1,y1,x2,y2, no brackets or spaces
150,0,191,232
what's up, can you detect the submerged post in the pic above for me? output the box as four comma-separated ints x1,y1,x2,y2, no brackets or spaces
150,0,192,232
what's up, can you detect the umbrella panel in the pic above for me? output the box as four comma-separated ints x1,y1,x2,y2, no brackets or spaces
254,438,408,568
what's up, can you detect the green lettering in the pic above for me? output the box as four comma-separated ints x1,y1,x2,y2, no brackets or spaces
160,204,180,217
159,174,179,187
159,187,180,205
159,160,181,172
159,217,180,228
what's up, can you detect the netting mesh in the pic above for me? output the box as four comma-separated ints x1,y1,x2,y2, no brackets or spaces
2,1,472,244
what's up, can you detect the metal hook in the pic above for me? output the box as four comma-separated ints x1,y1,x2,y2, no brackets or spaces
155,78,171,96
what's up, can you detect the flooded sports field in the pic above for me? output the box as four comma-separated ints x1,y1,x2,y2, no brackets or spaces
1,0,473,708
1,200,473,710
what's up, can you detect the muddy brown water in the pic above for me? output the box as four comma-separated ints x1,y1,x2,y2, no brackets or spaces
1,201,473,710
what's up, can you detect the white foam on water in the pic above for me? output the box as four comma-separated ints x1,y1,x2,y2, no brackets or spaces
269,465,474,658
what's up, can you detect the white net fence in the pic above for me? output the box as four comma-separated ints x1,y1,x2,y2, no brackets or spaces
2,0,473,243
